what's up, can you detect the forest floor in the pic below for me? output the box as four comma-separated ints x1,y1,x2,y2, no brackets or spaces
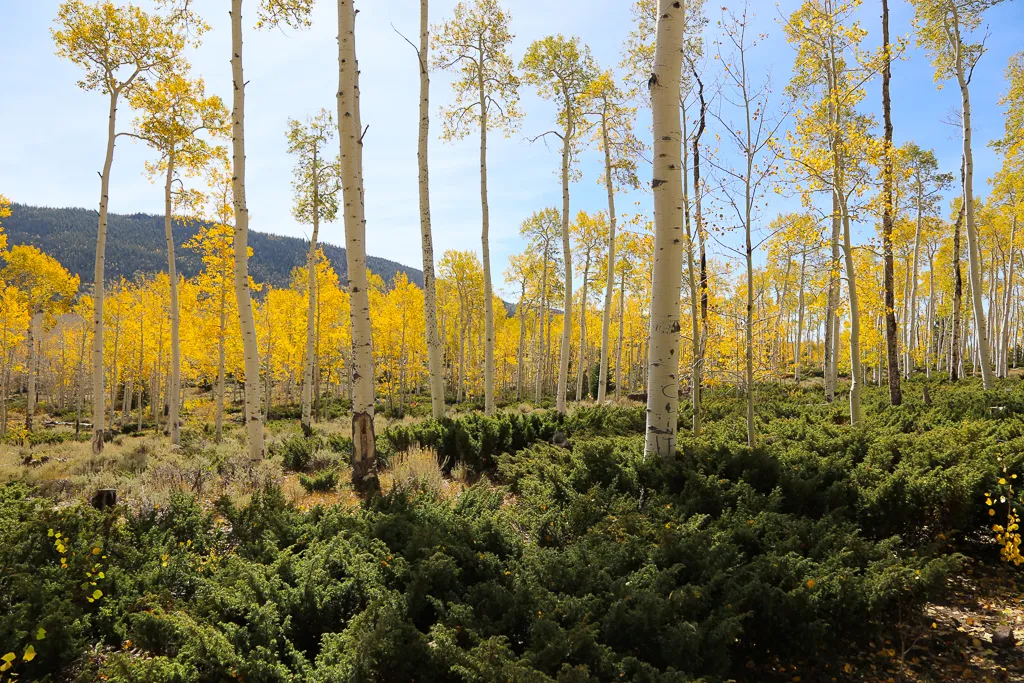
753,544,1024,683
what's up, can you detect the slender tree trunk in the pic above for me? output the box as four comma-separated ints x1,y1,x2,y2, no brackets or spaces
645,0,685,460
516,290,526,400
457,305,466,402
25,312,40,432
906,181,925,379
824,193,841,402
300,159,320,436
691,69,707,435
535,257,548,402
616,270,625,400
795,251,807,381
413,0,444,419
136,313,144,432
682,104,700,436
556,121,574,414
478,61,496,416
950,7,993,388
108,312,120,430
597,109,617,404
840,195,863,424
881,0,902,404
951,157,965,381
230,0,265,457
215,278,227,442
926,252,936,378
576,253,591,401
1000,216,1017,377
164,155,182,443
338,0,378,494
91,90,120,453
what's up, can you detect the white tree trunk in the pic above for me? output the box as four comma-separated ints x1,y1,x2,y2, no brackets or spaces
951,9,994,388
215,278,226,441
338,0,378,493
644,0,685,460
479,72,496,416
795,251,807,381
300,166,320,436
535,257,548,402
597,110,616,404
164,155,181,444
556,129,573,414
26,312,40,433
841,199,863,424
1000,217,1017,377
415,0,444,419
576,253,590,401
616,270,625,400
230,0,265,458
906,184,924,378
92,90,119,453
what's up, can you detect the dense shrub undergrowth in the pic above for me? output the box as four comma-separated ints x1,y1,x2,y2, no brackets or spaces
2,380,1022,682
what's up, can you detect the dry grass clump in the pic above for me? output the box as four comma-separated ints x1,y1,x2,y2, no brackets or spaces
380,445,459,498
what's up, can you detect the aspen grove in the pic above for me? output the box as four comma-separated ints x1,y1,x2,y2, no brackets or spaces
1,0,1024,679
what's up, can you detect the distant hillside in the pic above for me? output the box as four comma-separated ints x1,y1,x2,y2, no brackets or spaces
3,204,423,290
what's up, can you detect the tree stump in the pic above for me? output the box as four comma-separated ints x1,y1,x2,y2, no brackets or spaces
91,489,117,510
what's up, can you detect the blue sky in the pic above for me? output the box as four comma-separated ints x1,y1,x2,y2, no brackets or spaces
1,0,1021,296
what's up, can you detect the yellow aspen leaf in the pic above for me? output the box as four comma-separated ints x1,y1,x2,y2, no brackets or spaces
22,645,35,662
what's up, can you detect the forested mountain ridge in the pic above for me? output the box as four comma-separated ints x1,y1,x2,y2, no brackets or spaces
3,204,424,289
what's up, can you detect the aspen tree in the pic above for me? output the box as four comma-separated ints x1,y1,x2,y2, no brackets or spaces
911,0,1005,388
0,286,28,437
569,211,607,401
621,0,707,429
522,35,596,413
715,3,786,445
643,0,685,459
784,0,880,424
901,145,952,377
2,247,79,433
286,110,339,436
520,208,562,402
52,0,185,453
434,0,520,416
504,253,537,400
396,0,445,418
337,0,379,494
880,0,902,405
225,0,313,457
580,72,642,405
951,158,965,381
130,67,226,445
990,168,1021,377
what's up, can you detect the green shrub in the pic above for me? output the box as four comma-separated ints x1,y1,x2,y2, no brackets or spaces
4,384,1020,682
272,435,319,472
299,469,339,493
